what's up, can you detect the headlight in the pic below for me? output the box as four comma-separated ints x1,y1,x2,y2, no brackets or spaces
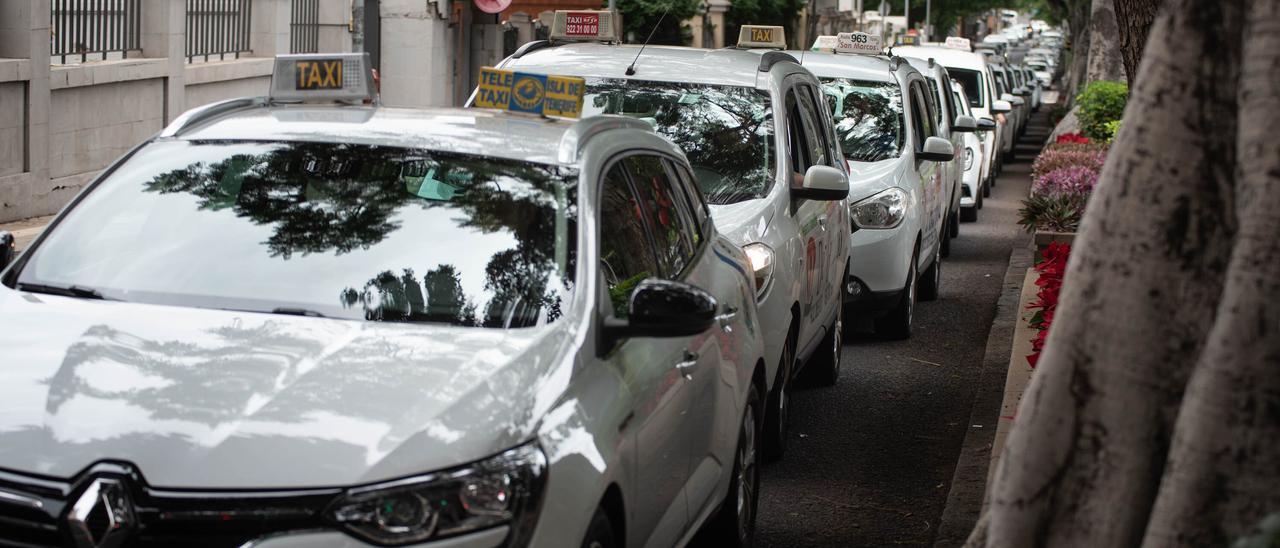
964,147,974,171
329,443,547,546
742,243,774,299
851,187,908,229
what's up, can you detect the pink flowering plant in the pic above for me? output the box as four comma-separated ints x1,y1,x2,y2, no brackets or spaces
1032,165,1100,197
1031,147,1108,182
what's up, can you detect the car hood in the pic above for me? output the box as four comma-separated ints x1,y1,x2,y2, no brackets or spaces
0,289,574,488
845,158,907,203
708,196,775,246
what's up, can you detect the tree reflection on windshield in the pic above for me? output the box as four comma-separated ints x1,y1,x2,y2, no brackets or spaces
583,79,776,205
21,141,576,328
821,78,904,163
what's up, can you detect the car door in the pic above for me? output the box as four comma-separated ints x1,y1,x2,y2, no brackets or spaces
907,79,944,260
785,81,842,346
596,158,694,548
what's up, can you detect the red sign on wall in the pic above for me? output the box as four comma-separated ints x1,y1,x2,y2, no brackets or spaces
564,12,600,36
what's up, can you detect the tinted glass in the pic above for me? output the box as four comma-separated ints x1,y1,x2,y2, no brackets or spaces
925,78,945,126
625,155,695,277
793,87,830,169
821,78,904,163
18,141,577,328
583,79,776,205
598,164,659,318
949,68,985,108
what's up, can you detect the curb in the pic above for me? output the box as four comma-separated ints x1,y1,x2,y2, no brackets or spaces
932,239,1034,547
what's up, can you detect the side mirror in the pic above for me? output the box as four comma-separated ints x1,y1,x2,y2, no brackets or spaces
918,136,955,162
793,165,849,201
976,117,997,132
603,279,717,344
991,100,1013,114
1000,93,1025,106
0,231,14,271
952,114,978,133
1015,87,1031,96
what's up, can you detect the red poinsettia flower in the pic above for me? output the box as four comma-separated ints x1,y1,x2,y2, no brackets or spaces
1055,133,1091,144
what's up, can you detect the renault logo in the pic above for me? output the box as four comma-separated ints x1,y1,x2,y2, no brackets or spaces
66,477,134,548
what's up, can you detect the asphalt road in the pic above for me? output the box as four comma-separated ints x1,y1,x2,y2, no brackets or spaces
745,68,1049,547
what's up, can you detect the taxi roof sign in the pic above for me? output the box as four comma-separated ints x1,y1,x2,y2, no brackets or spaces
473,67,586,119
738,25,786,49
549,10,618,42
269,53,377,104
944,36,972,51
835,32,882,55
811,35,838,52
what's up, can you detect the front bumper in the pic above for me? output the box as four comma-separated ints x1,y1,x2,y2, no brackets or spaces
844,224,914,310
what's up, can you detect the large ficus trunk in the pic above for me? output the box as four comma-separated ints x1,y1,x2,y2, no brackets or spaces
969,0,1280,545
1114,0,1162,81
1085,0,1125,82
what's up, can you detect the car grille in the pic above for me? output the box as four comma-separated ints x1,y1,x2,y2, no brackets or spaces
0,464,342,548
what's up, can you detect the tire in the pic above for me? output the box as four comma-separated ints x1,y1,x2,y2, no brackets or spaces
805,301,843,387
940,212,952,258
918,243,942,302
950,209,961,238
580,506,619,548
762,333,794,462
961,206,978,222
982,179,991,199
707,382,762,547
874,248,917,340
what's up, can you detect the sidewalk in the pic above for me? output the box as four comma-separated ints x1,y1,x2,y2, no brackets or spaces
1,216,53,252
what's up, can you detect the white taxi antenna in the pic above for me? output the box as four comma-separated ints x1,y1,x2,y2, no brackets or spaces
625,6,669,76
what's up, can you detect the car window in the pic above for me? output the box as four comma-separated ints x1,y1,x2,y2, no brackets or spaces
948,68,985,108
924,77,945,128
791,86,830,170
820,78,904,163
625,155,696,278
16,140,578,327
800,84,842,169
582,79,776,205
785,90,811,177
598,163,660,319
911,82,938,143
670,161,709,246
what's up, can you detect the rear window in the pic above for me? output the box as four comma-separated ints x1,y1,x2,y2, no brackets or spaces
948,68,985,108
820,78,904,163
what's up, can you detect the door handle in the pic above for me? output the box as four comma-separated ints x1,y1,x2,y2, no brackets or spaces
717,305,738,331
818,215,828,228
676,351,699,380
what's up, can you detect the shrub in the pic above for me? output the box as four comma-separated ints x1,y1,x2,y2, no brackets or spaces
1031,147,1108,181
1018,193,1087,234
1033,165,1100,197
1103,119,1123,143
1075,81,1128,140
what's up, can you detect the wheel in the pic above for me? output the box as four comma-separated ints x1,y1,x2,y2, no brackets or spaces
982,179,991,199
580,506,619,548
950,208,961,238
940,212,952,258
805,300,843,387
762,333,794,461
961,206,978,222
707,382,762,547
918,243,942,302
874,248,917,340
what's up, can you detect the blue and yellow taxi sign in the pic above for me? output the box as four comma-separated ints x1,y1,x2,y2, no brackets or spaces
474,67,585,119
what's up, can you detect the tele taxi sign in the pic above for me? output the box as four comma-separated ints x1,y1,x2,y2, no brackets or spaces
550,10,617,42
835,32,881,54
944,36,972,51
738,25,787,49
474,67,585,119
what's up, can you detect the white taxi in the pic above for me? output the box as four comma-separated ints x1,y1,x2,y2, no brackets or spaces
497,16,851,460
797,34,954,339
950,78,997,220
0,54,768,548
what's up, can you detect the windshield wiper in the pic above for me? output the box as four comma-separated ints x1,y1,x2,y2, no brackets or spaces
17,282,110,300
270,307,328,318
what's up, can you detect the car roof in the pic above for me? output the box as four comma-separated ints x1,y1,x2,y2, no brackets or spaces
891,46,989,71
170,103,629,167
783,51,900,83
505,43,764,89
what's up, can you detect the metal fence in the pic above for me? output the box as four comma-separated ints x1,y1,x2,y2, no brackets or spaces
290,0,320,53
186,0,253,62
50,0,143,64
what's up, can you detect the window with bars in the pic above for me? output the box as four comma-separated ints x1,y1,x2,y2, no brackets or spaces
186,0,253,62
50,0,143,64
290,0,321,53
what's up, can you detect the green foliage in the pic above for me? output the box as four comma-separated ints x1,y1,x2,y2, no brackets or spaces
1075,81,1128,140
1102,119,1122,143
1018,193,1087,233
618,0,702,45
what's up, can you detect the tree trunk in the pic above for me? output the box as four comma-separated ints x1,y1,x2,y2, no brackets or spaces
1064,0,1091,100
1086,0,1125,82
1113,0,1161,82
967,0,1280,544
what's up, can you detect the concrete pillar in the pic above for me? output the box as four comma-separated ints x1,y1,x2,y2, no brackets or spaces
690,14,705,48
140,0,185,123
707,0,729,48
0,0,51,217
377,0,453,107
509,12,534,46
250,0,293,56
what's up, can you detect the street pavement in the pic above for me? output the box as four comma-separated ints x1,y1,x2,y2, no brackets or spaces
745,95,1050,546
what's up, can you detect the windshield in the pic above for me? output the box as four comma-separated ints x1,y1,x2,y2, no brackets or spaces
819,78,903,163
1029,63,1048,71
16,141,578,328
582,79,776,205
949,68,985,108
